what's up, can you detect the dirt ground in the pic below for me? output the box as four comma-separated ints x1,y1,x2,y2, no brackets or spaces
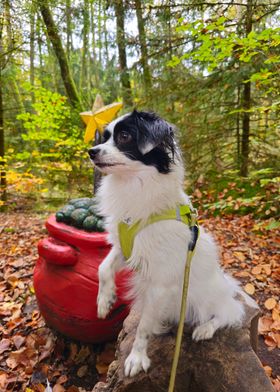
0,213,279,391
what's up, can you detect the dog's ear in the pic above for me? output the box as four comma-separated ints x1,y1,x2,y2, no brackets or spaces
133,110,174,155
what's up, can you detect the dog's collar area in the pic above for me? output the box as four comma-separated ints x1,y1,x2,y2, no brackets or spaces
118,204,199,261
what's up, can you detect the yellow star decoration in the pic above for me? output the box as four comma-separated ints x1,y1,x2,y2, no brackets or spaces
80,100,123,143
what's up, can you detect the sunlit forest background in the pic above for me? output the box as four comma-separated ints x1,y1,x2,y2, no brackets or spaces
1,0,279,221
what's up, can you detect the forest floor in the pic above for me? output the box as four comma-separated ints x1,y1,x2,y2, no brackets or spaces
0,212,279,392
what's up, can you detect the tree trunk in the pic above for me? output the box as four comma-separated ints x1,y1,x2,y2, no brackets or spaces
135,0,151,91
240,82,251,177
36,13,43,72
236,85,241,167
90,0,99,89
66,0,72,59
103,2,109,66
80,0,90,104
30,2,35,102
98,0,102,65
0,18,6,204
114,0,133,107
240,0,253,177
39,2,82,108
93,301,274,392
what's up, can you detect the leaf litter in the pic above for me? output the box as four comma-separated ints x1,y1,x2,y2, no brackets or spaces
0,213,279,391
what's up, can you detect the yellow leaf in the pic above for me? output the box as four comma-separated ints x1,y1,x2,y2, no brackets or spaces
264,297,277,310
244,283,255,295
233,251,246,262
272,308,280,321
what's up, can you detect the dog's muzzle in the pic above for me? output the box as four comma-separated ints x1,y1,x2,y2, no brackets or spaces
88,147,100,161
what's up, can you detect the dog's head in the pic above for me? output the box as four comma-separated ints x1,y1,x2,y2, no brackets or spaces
88,110,177,174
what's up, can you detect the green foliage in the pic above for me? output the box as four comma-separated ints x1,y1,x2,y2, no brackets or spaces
6,84,92,205
192,169,279,219
2,0,279,218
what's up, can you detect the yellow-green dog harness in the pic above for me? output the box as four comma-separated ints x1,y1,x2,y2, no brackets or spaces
118,204,199,260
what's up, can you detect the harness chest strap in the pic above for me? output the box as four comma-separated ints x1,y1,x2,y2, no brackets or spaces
118,205,199,261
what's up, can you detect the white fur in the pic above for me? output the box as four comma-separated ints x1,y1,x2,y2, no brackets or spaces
94,120,257,377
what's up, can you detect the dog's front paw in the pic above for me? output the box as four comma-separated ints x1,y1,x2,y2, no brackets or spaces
97,293,116,319
192,322,215,341
124,351,151,377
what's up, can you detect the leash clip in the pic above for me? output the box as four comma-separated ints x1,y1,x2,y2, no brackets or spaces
190,208,198,227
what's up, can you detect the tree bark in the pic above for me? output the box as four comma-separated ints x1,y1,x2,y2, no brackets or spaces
30,2,35,102
0,15,6,203
93,301,274,392
240,0,253,177
80,0,90,104
241,81,251,177
135,0,151,91
90,0,99,89
39,2,82,108
114,0,133,107
66,0,72,59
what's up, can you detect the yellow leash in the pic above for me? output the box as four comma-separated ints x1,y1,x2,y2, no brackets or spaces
168,212,199,392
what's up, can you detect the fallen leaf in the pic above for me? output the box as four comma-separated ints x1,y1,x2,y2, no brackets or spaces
53,385,66,392
56,375,67,384
264,298,277,310
96,362,109,375
12,334,25,349
258,317,273,334
272,308,280,321
0,338,11,354
233,251,246,262
234,271,251,278
66,386,79,392
264,335,277,349
262,264,271,276
77,365,88,378
252,265,262,275
263,365,272,377
244,283,255,295
74,346,90,364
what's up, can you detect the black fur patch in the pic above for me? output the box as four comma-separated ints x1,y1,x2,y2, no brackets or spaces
113,111,175,174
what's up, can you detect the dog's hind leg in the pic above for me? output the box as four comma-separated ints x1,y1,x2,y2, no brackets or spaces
97,246,123,319
192,317,221,341
191,295,245,341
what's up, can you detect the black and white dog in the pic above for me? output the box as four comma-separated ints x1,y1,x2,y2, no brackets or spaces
88,110,256,377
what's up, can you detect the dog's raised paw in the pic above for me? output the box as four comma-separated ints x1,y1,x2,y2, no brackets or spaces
192,322,215,341
124,351,151,377
97,293,116,319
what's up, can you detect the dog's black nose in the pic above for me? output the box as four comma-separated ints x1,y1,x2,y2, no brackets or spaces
88,148,100,160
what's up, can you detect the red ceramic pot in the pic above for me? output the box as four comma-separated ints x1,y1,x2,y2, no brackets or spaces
34,215,131,343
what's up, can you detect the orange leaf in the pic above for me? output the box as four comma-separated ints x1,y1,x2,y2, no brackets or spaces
53,384,66,392
234,271,251,278
233,251,246,262
251,265,262,275
262,264,271,276
264,297,277,310
258,316,273,334
264,335,276,348
272,308,280,321
263,365,272,377
244,283,255,295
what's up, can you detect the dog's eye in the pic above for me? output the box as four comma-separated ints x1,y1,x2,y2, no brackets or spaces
117,131,132,144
